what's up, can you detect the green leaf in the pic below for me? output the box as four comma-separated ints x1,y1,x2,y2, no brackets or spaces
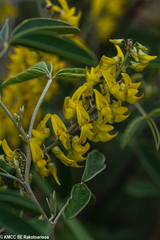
147,117,160,150
0,19,9,42
0,203,42,235
30,218,51,236
135,144,160,183
124,180,160,198
64,218,95,240
56,68,86,79
120,116,144,149
9,31,97,65
0,158,16,175
64,183,92,219
0,203,50,235
0,189,41,214
148,107,160,117
10,18,80,40
88,192,96,205
81,150,106,183
1,61,52,87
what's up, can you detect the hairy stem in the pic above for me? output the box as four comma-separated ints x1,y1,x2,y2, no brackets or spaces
28,78,53,138
0,101,28,139
0,101,17,127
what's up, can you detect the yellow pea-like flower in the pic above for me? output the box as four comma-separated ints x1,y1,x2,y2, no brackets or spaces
51,114,67,136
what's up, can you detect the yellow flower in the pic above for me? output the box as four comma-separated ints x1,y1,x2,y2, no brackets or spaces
29,140,44,163
51,0,81,27
86,66,101,86
52,146,74,166
63,85,87,121
137,50,157,64
78,123,96,144
130,47,139,62
0,139,19,163
51,113,71,150
32,113,51,146
63,97,76,120
91,118,118,142
121,73,144,104
110,100,130,122
48,162,61,185
51,114,67,136
101,70,128,101
71,135,90,162
129,61,149,72
76,103,90,126
35,165,50,181
59,132,71,150
82,82,94,110
99,55,120,70
109,39,125,45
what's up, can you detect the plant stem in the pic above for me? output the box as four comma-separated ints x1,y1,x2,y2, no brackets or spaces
50,202,68,240
0,172,23,184
135,102,147,117
28,78,53,138
0,101,17,127
25,144,32,186
24,182,49,221
0,171,48,220
0,101,28,139
114,50,130,81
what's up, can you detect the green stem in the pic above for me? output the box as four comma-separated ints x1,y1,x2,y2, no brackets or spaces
0,101,17,127
135,102,147,117
25,144,32,186
0,172,23,184
50,202,68,240
114,50,130,81
28,78,53,138
0,101,28,140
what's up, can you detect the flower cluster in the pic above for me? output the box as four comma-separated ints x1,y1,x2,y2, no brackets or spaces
29,39,157,184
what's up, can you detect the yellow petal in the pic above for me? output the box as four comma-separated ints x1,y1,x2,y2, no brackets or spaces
36,159,46,168
126,93,144,104
2,139,13,158
72,85,87,103
97,131,118,142
48,162,61,185
76,103,90,126
57,0,69,11
115,113,131,123
98,124,114,132
51,114,67,135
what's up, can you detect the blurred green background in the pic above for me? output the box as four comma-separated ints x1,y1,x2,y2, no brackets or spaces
1,0,160,239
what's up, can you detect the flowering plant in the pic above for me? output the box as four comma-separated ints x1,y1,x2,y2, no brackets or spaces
0,1,159,239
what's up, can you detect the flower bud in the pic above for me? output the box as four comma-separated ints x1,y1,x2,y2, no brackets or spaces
19,106,24,115
137,50,157,64
14,113,19,120
135,42,148,51
130,47,139,62
109,39,125,45
13,159,19,169
129,61,148,72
